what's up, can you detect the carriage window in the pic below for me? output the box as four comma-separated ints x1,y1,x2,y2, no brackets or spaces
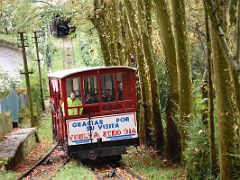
66,78,82,100
63,78,82,116
116,74,123,101
51,79,59,92
117,72,132,101
101,74,115,102
83,76,99,104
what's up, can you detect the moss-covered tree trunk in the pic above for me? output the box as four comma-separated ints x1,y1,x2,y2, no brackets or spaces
205,1,239,178
122,11,136,67
124,0,152,145
137,0,164,151
154,0,181,161
210,23,234,180
92,0,111,66
236,0,240,155
170,0,193,161
204,7,217,175
118,1,127,66
103,1,119,66
234,1,240,114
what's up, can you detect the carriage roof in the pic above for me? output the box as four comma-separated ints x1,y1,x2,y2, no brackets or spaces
48,66,136,79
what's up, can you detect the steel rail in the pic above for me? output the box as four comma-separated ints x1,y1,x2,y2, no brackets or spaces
93,162,143,180
17,143,58,180
120,165,144,180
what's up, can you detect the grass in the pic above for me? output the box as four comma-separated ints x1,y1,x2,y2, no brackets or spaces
122,146,185,180
36,110,53,143
72,39,85,68
0,33,16,43
51,37,85,72
52,160,94,180
0,172,18,180
51,45,64,71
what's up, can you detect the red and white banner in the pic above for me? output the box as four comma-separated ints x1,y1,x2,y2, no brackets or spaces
67,112,138,146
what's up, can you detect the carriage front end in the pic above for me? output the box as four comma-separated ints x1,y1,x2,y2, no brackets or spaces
67,112,138,160
48,67,139,160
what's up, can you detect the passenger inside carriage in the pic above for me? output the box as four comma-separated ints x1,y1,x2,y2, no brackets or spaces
117,81,123,101
102,89,115,102
85,92,95,104
62,91,83,115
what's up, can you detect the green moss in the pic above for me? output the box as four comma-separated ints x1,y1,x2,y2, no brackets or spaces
52,160,94,180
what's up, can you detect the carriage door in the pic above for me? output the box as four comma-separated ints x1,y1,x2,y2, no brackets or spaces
50,79,61,141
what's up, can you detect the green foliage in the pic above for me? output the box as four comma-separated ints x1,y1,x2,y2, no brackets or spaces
52,160,94,180
51,41,64,71
0,172,18,180
192,80,206,115
184,118,212,179
189,42,205,80
19,55,48,119
0,33,16,43
0,0,61,33
37,111,53,143
184,80,219,179
123,146,185,180
0,69,20,99
19,107,31,128
79,31,104,67
72,39,85,68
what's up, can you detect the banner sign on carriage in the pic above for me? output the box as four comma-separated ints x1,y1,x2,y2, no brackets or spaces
67,112,138,145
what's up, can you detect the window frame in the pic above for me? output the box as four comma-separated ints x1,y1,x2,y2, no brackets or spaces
61,69,136,118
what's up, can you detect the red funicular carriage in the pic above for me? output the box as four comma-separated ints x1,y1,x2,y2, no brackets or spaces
48,66,139,160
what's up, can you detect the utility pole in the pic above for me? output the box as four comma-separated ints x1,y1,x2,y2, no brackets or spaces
34,31,45,111
18,32,35,127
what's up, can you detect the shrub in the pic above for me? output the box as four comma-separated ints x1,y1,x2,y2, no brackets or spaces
184,119,212,179
0,70,20,99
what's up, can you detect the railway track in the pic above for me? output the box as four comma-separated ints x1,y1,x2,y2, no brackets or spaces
62,38,75,69
17,144,69,180
85,160,144,180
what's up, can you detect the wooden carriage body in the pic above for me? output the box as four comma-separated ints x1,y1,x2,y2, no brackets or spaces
48,66,139,159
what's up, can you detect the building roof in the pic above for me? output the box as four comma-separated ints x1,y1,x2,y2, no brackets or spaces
48,66,136,79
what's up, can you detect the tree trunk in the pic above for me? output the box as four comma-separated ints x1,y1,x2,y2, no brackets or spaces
103,1,119,65
210,22,234,180
118,1,127,66
154,0,181,161
205,8,217,176
137,0,164,151
235,1,240,113
170,0,193,162
122,11,136,67
92,0,111,66
124,0,152,145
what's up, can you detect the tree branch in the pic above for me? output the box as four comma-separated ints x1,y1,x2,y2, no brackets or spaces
204,0,239,72
194,23,207,58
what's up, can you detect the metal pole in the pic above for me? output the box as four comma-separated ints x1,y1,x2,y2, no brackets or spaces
34,31,45,111
19,32,35,127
